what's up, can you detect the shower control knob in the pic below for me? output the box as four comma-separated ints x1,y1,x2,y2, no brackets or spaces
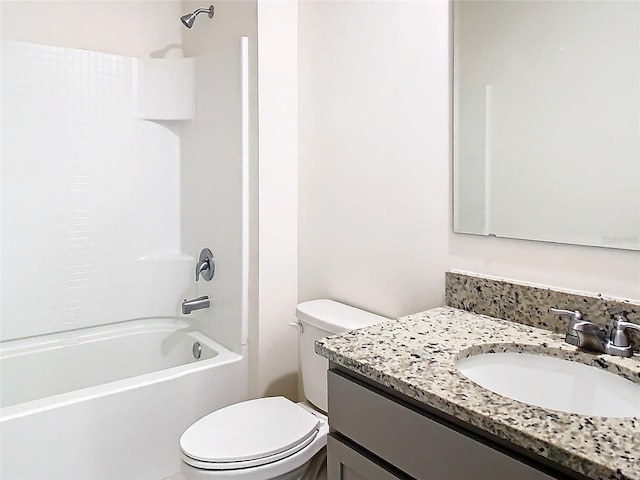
195,248,215,282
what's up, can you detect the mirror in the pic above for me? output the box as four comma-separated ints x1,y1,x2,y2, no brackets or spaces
453,0,639,250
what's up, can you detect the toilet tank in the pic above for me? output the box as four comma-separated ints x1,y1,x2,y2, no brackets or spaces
296,299,388,412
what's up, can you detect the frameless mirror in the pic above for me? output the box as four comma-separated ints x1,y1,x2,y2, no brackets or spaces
453,0,640,250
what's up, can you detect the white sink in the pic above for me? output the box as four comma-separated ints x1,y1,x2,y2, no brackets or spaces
456,352,640,417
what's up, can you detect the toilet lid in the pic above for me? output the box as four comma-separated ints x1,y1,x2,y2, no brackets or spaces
180,397,321,465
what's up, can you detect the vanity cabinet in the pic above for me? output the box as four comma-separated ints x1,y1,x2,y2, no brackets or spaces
327,369,572,480
327,435,406,480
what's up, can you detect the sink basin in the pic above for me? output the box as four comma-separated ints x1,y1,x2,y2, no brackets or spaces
456,352,640,417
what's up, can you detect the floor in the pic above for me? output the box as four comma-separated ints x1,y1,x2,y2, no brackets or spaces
161,473,185,480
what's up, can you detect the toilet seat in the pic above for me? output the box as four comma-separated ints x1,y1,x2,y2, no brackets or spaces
182,432,318,470
180,397,321,471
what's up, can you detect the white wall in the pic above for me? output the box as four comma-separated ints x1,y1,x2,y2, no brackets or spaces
297,0,450,318
255,0,299,399
0,1,183,57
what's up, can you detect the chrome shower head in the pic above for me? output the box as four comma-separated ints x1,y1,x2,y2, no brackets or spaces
180,5,214,29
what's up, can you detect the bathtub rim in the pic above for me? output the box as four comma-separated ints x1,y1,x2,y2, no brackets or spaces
0,318,242,421
1,317,204,357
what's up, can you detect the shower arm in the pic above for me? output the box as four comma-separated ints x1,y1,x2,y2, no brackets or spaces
192,7,214,17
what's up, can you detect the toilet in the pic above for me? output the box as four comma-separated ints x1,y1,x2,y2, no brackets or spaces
179,299,388,480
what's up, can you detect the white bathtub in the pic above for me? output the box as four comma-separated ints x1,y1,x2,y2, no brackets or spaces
0,319,247,479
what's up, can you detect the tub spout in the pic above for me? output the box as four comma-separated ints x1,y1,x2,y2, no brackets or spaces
182,296,210,315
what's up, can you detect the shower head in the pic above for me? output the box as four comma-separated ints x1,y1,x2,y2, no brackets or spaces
180,5,214,29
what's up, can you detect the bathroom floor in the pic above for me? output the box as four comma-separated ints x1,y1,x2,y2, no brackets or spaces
162,456,328,480
161,473,185,480
163,469,328,480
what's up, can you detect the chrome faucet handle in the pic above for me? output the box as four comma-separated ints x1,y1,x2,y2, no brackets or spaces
549,308,582,320
549,308,583,346
196,259,210,278
195,248,215,282
609,315,640,349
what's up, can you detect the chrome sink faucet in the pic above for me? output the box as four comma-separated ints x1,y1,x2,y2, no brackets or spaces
550,307,640,358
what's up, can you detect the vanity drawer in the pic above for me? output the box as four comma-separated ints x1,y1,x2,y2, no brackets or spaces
327,434,408,480
328,369,557,480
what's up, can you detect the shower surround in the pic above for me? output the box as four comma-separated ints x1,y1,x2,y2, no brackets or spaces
0,11,254,475
1,39,190,340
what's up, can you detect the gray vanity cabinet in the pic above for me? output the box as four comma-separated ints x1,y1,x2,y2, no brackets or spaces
327,369,561,480
327,435,406,480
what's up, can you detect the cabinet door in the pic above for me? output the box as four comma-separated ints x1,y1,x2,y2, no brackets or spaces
329,370,561,480
327,434,407,480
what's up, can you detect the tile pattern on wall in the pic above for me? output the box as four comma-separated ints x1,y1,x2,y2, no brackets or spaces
1,40,190,340
445,271,640,350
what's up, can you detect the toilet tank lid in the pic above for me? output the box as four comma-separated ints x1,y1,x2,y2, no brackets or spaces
296,299,389,334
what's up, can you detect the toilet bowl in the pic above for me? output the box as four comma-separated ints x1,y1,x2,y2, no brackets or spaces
179,300,388,480
180,398,328,480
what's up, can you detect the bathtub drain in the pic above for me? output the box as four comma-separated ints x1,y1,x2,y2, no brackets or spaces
192,342,202,360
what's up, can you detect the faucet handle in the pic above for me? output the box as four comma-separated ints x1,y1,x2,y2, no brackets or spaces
549,308,582,321
610,315,640,348
549,308,583,346
195,248,215,282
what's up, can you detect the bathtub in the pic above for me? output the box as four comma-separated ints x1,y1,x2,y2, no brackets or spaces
0,318,247,479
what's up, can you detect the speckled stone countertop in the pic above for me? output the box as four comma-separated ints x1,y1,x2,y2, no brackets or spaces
316,307,640,480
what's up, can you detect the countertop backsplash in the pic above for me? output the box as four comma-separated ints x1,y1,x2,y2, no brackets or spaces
446,271,640,351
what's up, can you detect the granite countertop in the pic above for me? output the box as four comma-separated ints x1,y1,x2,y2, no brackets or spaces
316,306,640,480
